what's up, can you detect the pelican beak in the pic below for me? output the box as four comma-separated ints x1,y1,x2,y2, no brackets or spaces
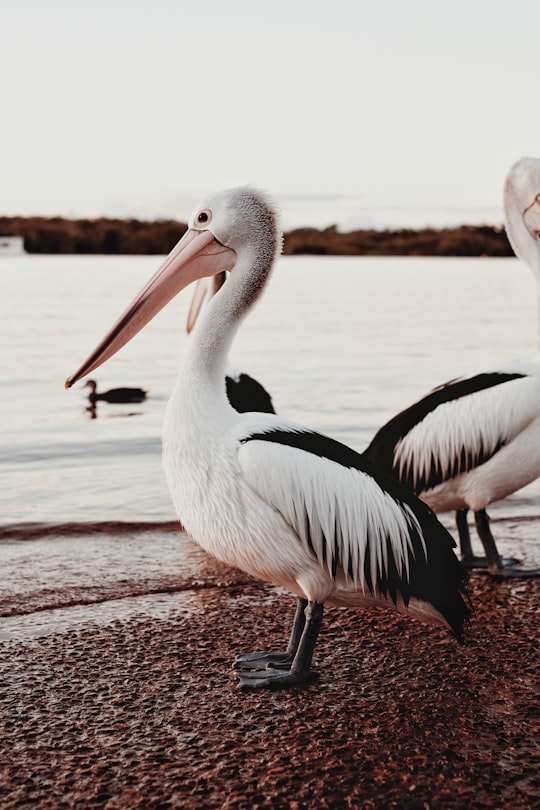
186,271,227,334
65,229,236,388
524,195,540,237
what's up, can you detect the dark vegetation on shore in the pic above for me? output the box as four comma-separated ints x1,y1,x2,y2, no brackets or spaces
0,215,513,257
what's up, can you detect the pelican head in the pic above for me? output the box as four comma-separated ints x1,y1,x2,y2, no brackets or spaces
65,186,281,388
504,156,540,283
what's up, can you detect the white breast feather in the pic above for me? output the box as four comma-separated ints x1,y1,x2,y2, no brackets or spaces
238,438,425,592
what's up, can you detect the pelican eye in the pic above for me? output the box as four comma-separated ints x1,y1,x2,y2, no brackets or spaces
196,209,212,227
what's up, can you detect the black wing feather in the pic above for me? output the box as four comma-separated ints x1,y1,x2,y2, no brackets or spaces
365,372,526,493
226,373,275,414
241,428,471,641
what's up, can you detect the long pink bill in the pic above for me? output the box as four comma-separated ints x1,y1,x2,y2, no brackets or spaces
65,229,236,388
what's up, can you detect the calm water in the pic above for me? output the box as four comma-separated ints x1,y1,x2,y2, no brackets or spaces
2,253,539,529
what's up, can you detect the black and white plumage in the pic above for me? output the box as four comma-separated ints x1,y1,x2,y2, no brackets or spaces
225,370,275,414
84,379,147,404
365,156,540,578
66,186,470,689
187,272,275,415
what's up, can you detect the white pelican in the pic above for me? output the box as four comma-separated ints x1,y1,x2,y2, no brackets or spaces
186,272,275,414
66,187,470,689
365,156,540,578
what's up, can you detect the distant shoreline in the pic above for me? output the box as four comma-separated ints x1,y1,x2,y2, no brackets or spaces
0,215,512,257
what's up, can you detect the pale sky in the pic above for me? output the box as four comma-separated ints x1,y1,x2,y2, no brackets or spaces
3,0,539,230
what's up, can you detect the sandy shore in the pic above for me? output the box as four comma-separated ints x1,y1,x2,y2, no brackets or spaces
1,527,539,809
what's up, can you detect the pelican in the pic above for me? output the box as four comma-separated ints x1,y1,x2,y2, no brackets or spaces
84,379,147,404
365,156,540,578
186,272,275,414
66,186,470,689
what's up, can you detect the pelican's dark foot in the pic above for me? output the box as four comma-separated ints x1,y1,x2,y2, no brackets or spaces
486,564,540,578
235,596,308,672
234,651,294,671
235,599,324,690
458,511,519,569
461,555,519,569
238,668,319,689
471,509,540,578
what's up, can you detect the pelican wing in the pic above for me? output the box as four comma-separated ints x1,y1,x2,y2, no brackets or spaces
226,372,275,414
237,427,462,610
365,371,536,494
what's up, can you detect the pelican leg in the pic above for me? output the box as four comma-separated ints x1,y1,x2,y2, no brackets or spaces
475,509,540,578
237,601,324,689
234,597,307,671
458,508,518,569
457,509,476,564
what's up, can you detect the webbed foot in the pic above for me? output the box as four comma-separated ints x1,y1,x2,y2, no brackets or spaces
238,668,319,689
461,555,519,569
234,599,324,690
234,651,294,671
486,564,540,578
471,510,539,578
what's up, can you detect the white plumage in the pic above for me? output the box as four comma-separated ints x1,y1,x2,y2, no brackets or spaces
186,271,275,415
366,157,540,577
67,186,470,689
238,432,424,592
393,361,540,508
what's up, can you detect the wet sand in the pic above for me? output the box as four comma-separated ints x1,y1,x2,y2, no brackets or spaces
1,521,539,809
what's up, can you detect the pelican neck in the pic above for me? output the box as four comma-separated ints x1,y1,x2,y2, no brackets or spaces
182,246,275,393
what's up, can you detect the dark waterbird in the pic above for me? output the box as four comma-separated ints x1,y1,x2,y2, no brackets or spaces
85,380,147,404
